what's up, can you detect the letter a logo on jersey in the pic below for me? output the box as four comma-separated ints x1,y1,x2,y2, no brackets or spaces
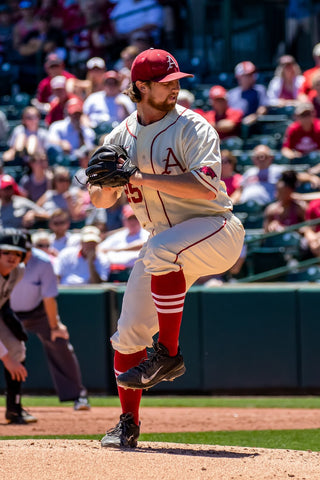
167,55,178,72
162,148,186,174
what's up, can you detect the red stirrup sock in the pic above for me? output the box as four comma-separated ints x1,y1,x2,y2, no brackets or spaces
151,270,186,356
114,349,147,425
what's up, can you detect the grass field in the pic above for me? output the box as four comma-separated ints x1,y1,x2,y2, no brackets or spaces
1,396,320,451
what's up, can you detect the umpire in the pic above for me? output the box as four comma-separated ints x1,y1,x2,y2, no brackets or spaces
10,236,90,410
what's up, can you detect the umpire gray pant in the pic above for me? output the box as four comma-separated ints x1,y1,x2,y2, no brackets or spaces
15,303,86,402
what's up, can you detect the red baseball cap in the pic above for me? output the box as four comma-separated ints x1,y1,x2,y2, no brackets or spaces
234,61,256,76
131,48,194,83
209,85,227,99
66,97,83,115
0,174,21,195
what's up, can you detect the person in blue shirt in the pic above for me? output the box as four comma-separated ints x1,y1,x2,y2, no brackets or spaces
10,239,90,410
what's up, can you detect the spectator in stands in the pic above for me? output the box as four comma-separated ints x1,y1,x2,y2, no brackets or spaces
263,170,306,232
109,0,164,47
3,106,49,164
0,173,48,228
54,225,110,285
99,204,149,272
29,229,57,260
12,1,40,53
308,70,320,118
19,151,53,202
45,76,80,126
267,55,304,107
227,61,268,125
220,150,242,203
84,57,107,95
47,97,95,161
0,4,14,64
116,45,140,91
301,196,320,257
36,165,87,222
298,42,320,99
71,145,91,191
65,57,107,102
177,89,195,109
64,0,112,78
281,102,320,160
203,85,243,140
32,52,76,114
48,208,80,253
0,110,9,142
83,70,135,128
236,144,286,206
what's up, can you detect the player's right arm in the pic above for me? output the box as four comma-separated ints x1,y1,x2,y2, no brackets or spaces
88,184,123,208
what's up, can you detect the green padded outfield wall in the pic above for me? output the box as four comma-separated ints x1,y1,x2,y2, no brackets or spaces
3,284,320,394
297,286,320,390
200,285,300,392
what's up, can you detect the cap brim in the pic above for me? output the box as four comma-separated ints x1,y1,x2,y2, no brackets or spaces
0,244,26,253
155,72,194,82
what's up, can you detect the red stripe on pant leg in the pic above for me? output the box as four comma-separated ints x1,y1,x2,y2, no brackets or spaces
114,349,147,425
151,270,186,356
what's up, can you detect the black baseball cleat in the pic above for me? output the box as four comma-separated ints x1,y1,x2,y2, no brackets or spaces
116,342,186,390
101,413,140,448
6,408,38,425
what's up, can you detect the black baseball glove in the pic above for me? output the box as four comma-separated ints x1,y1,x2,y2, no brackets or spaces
85,144,139,188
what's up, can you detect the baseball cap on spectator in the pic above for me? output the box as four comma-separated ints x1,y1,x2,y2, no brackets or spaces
0,174,21,195
313,43,320,57
234,61,256,77
80,226,101,243
131,48,194,83
87,57,105,70
104,70,120,82
50,75,66,89
122,204,136,220
295,102,314,116
66,97,83,115
45,53,63,67
279,55,295,66
209,85,227,100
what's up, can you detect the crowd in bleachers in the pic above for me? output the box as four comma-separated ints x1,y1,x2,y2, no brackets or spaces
2,0,320,283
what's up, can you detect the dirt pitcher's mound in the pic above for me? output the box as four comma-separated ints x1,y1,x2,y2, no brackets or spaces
1,439,320,480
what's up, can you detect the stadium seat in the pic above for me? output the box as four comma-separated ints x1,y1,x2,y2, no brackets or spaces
246,246,287,277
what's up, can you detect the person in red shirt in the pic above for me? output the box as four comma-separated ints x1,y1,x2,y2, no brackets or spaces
202,85,243,140
45,76,79,126
220,149,242,202
301,197,320,256
31,53,76,114
298,43,320,99
281,102,320,160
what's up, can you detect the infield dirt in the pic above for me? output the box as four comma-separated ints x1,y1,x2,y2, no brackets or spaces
1,406,320,479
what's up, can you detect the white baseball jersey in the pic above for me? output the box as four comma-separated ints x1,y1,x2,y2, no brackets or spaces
103,104,245,353
103,104,233,235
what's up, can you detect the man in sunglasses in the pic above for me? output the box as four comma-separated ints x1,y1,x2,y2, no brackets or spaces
0,227,37,424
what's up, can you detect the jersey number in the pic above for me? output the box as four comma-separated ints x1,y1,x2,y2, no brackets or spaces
125,183,143,203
